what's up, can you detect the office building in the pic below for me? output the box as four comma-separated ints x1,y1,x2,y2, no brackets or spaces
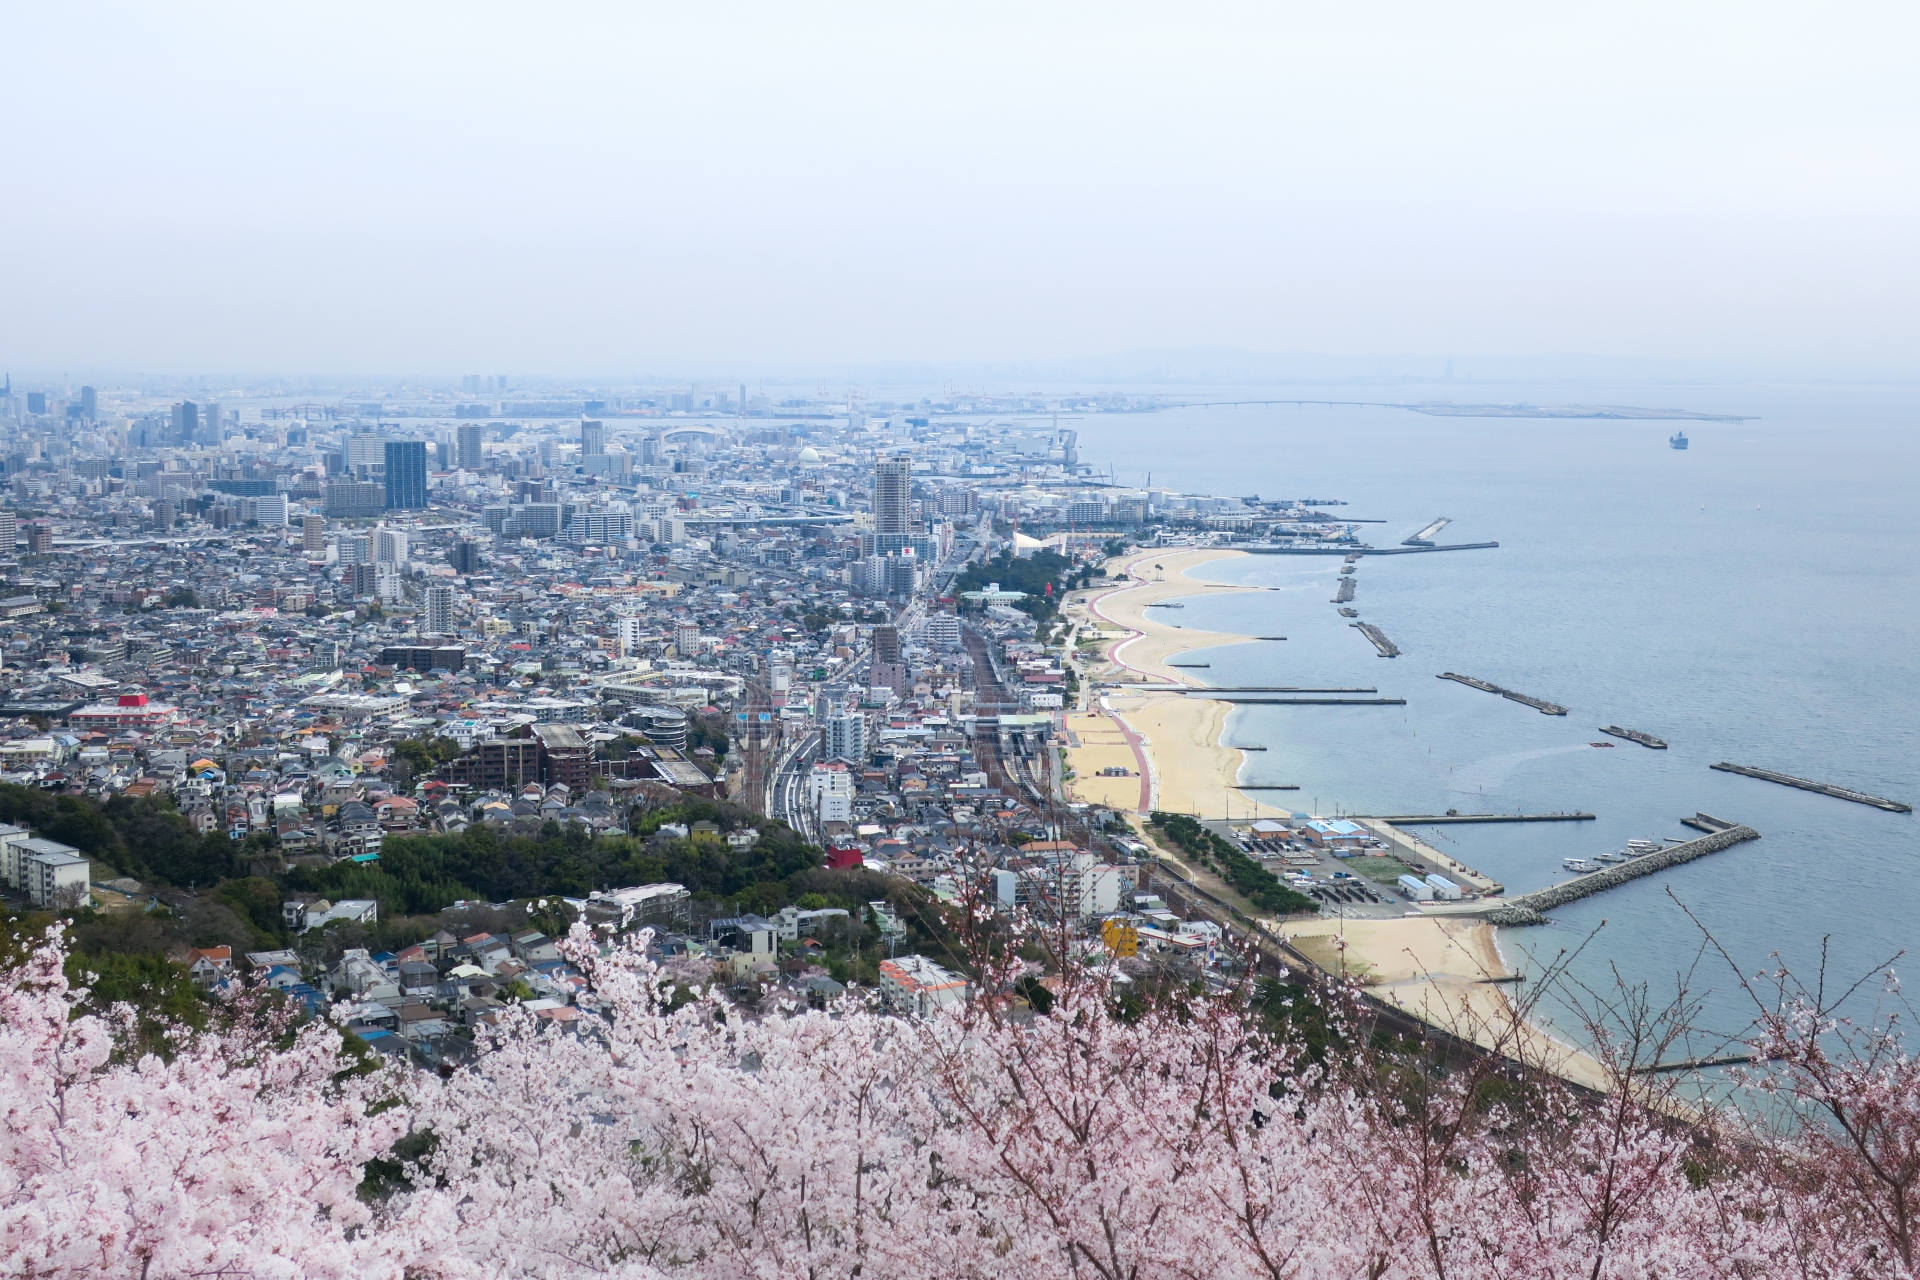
79,386,96,420
457,421,484,470
301,514,326,552
0,511,20,550
449,540,480,575
424,584,456,635
871,624,900,666
344,432,385,470
926,611,961,648
576,511,631,544
251,494,289,527
171,401,198,445
383,440,428,510
374,528,408,565
580,419,606,457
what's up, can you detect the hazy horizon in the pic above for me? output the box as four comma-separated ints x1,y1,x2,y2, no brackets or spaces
6,3,1916,375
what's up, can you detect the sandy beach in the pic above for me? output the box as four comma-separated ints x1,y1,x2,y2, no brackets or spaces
1060,547,1616,1091
1062,547,1292,819
1279,914,1613,1090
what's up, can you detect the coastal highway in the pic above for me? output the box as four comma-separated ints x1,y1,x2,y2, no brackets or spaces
773,728,821,841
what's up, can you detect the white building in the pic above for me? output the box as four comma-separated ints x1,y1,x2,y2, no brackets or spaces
823,712,866,765
375,528,408,565
925,613,961,648
615,613,647,658
0,822,32,886
251,493,290,527
25,846,91,909
808,760,855,825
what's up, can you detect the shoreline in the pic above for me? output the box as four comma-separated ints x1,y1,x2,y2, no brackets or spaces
1061,544,1617,1091
1065,546,1290,820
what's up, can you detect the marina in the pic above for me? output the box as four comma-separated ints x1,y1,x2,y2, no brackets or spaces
1599,725,1668,749
1709,762,1911,813
1437,671,1568,715
1478,819,1762,926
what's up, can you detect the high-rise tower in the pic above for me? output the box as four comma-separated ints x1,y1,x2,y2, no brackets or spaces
383,440,428,510
456,421,484,470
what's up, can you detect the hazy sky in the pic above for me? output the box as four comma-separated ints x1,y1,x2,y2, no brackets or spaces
4,3,1916,376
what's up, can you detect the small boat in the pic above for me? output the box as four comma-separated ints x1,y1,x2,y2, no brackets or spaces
1593,850,1624,864
1563,857,1598,873
1627,839,1660,853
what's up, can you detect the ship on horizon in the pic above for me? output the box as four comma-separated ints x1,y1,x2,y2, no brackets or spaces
1670,430,1689,449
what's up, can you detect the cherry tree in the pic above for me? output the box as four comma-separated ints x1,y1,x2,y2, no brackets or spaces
0,926,411,1280
5,914,1915,1279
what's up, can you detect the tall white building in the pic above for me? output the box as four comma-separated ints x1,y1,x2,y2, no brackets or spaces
375,528,408,565
615,613,646,658
824,711,866,764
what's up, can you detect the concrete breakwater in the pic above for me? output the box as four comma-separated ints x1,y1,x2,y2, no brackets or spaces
1477,820,1761,926
1438,672,1568,716
1353,622,1401,657
1710,761,1911,813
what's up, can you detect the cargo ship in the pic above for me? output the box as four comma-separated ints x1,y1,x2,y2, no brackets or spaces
1670,431,1689,449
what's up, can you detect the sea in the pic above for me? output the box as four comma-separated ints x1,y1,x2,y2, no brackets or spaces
1067,382,1920,1059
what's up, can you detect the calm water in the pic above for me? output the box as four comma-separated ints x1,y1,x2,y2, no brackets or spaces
1073,383,1920,1047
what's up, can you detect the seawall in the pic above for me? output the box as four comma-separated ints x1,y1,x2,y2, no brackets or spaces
1476,823,1761,926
